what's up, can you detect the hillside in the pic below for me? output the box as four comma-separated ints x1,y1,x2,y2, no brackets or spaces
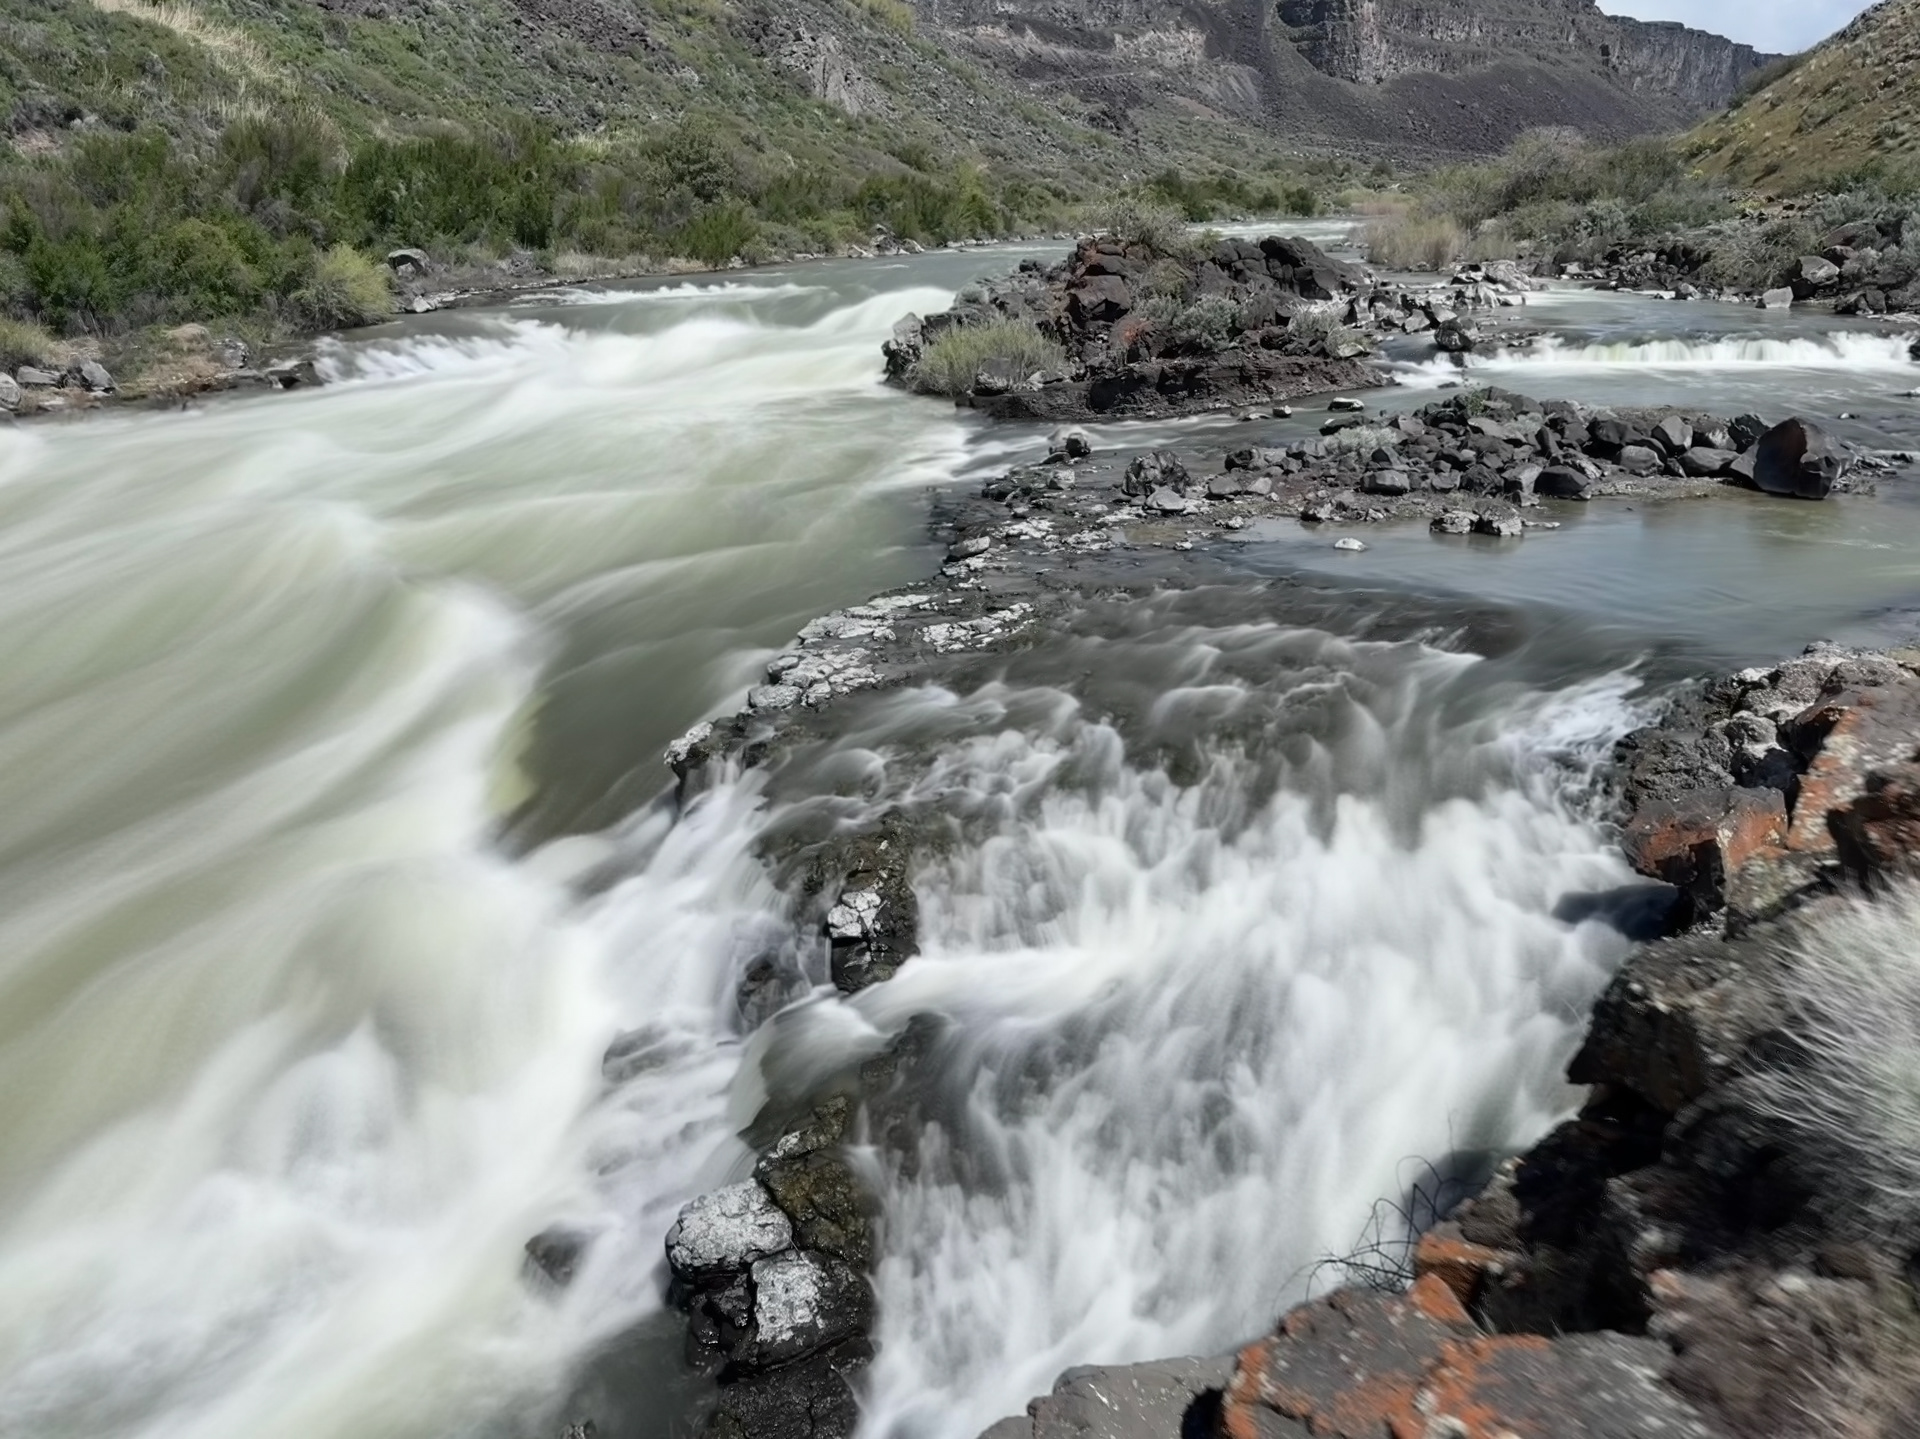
1685,0,1918,191
0,0,1773,365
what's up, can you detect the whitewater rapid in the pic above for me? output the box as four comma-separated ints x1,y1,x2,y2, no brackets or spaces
0,274,974,1439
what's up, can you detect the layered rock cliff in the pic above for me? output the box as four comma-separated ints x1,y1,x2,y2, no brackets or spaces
912,0,1777,157
1275,0,1769,109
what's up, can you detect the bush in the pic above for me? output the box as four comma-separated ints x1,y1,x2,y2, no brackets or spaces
1160,294,1239,352
1140,257,1192,301
1731,51,1809,109
1088,198,1193,257
0,316,55,370
1364,214,1467,270
338,127,563,250
1289,305,1368,357
911,317,1065,396
291,244,392,329
851,0,914,34
676,203,757,266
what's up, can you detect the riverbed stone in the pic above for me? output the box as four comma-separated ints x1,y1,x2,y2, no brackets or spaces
0,373,18,411
738,1251,872,1370
1759,287,1795,309
748,683,803,712
666,1181,795,1283
1619,444,1662,476
1680,447,1738,477
981,1356,1236,1439
1749,418,1847,499
1535,465,1593,499
1048,427,1092,459
1653,414,1694,454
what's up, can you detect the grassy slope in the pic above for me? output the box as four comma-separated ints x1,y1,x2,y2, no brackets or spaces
1685,0,1920,191
0,0,1353,379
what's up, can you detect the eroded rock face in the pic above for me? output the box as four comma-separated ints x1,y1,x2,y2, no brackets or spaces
982,1356,1235,1439
1273,0,1769,109
1613,645,1920,919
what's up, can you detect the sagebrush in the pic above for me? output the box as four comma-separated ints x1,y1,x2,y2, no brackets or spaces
911,318,1066,395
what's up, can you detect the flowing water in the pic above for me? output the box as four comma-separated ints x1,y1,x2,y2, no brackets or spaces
5,230,1920,1439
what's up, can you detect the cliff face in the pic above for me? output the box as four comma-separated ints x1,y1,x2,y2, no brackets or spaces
1275,0,1769,110
912,0,1776,157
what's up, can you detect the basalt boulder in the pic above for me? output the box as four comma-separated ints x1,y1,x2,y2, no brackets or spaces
1746,418,1847,499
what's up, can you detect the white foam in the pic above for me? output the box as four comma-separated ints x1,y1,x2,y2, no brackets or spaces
524,279,822,307
1396,330,1916,387
716,640,1645,1439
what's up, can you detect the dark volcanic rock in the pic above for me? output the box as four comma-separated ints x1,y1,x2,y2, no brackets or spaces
980,1356,1234,1439
707,1337,870,1439
1747,418,1848,499
886,230,1381,422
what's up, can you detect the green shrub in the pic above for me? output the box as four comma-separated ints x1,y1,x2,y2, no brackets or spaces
1282,184,1320,217
0,316,55,370
912,317,1066,396
1730,52,1809,109
1364,214,1466,270
1088,198,1193,256
1140,257,1192,301
851,0,914,34
1289,305,1368,356
1160,294,1239,352
676,203,757,266
338,128,563,250
291,243,391,329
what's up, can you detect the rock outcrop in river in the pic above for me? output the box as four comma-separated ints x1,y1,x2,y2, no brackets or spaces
884,231,1381,421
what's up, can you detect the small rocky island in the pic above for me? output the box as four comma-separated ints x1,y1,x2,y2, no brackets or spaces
880,228,1393,421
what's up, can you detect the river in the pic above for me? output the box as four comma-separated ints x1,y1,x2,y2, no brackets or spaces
2,226,1919,1439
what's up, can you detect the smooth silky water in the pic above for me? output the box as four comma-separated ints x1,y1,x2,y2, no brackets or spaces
4,229,1920,1439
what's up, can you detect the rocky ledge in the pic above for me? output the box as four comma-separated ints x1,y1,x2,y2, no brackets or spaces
982,640,1920,1439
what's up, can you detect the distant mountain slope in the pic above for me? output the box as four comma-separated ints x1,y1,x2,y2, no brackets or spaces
2,0,1773,184
912,0,1777,159
1685,0,1917,190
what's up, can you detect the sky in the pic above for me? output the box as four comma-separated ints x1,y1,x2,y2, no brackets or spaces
1600,0,1879,52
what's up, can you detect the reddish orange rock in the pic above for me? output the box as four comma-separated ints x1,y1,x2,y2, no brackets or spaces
1221,1284,1716,1439
1412,1233,1511,1310
1621,785,1787,912
1830,759,1920,882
